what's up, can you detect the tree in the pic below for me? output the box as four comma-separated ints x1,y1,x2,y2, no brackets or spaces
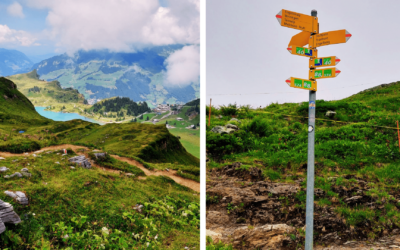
146,116,149,121
139,115,143,120
166,121,168,124
174,122,177,126
193,125,197,129
134,118,137,122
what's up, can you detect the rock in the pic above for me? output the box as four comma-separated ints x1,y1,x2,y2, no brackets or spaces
21,172,32,177
125,173,135,177
325,110,336,117
4,191,28,205
207,211,230,229
0,157,5,161
206,230,222,243
70,166,75,169
0,199,21,234
166,168,169,172
21,168,29,172
230,118,241,123
68,156,91,169
4,172,23,179
55,162,60,164
226,124,238,130
0,167,9,172
93,153,107,159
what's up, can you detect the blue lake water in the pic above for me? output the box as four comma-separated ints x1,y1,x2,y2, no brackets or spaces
35,107,101,124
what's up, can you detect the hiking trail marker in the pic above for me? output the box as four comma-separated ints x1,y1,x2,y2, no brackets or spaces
277,9,352,250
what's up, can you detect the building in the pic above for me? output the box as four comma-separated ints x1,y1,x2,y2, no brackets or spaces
176,117,184,121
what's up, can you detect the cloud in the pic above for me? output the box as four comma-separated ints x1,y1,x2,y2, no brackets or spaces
0,24,35,46
164,45,200,87
25,0,200,53
7,2,25,18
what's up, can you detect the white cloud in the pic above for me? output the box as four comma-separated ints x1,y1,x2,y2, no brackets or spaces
164,45,200,87
26,0,200,53
0,24,35,46
7,2,25,18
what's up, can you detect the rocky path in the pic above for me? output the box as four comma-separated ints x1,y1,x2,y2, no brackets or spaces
0,144,200,192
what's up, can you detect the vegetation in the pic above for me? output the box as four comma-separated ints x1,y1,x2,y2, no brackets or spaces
206,80,400,241
90,97,151,117
0,77,200,249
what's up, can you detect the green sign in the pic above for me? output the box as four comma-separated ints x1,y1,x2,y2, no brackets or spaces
314,70,322,78
304,81,312,89
294,78,302,87
324,69,332,77
296,47,311,56
323,57,332,65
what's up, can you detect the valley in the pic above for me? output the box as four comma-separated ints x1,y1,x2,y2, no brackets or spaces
0,77,200,249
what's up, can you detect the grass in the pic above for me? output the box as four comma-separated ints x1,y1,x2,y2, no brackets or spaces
0,150,199,249
206,80,400,242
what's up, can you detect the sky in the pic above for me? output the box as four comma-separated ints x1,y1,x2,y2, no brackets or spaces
206,0,400,107
0,0,199,86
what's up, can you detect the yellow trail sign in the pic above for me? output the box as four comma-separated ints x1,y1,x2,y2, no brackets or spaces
288,45,317,58
310,56,340,68
276,9,318,33
309,67,341,79
286,77,317,91
288,31,311,47
310,29,352,48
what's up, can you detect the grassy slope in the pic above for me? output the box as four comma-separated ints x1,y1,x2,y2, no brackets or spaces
0,78,200,248
0,149,199,249
206,80,400,242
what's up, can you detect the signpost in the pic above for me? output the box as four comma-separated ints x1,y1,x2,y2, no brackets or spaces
286,77,317,91
276,9,318,33
309,67,341,79
277,9,351,249
310,29,352,47
310,56,340,68
287,45,317,58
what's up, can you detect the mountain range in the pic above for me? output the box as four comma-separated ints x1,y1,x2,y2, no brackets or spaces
0,48,34,76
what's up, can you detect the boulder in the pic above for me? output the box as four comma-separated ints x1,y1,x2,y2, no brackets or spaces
0,167,9,172
21,168,29,172
68,156,91,169
4,191,28,205
4,172,23,179
230,118,241,123
206,230,222,243
0,199,21,234
93,153,107,159
226,124,238,130
0,157,5,161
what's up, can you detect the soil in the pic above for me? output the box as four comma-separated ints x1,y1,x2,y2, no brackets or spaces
206,162,400,249
0,144,200,192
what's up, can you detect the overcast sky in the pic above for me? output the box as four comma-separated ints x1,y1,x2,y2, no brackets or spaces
206,0,400,107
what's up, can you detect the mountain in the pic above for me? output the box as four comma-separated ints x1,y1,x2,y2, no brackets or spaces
7,70,86,107
0,77,199,249
0,48,33,77
31,46,200,106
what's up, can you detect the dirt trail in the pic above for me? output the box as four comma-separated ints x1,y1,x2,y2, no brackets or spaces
0,144,200,192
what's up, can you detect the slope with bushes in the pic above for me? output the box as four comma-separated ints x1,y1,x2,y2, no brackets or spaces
206,81,400,248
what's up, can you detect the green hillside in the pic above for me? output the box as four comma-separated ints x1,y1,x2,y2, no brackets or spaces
206,81,400,248
0,77,199,249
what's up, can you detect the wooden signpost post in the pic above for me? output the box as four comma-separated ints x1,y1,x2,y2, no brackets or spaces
277,9,351,250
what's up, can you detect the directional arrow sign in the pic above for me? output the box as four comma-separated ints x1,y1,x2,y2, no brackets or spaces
276,9,319,33
286,77,317,91
288,45,317,58
309,68,341,79
310,56,340,68
310,29,352,48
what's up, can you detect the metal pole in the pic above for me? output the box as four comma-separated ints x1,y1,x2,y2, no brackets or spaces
305,9,317,250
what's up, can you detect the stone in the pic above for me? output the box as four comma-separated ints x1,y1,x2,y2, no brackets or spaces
4,191,28,205
70,166,75,169
125,173,135,177
0,199,21,234
55,162,60,164
206,230,222,243
21,168,29,172
0,167,9,172
226,124,238,130
93,153,107,159
21,172,32,177
0,157,5,161
4,172,23,179
68,156,91,169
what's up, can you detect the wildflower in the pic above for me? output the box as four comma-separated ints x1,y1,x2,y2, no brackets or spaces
154,234,158,240
182,211,188,217
32,213,36,216
101,227,109,236
146,242,150,247
63,234,69,239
